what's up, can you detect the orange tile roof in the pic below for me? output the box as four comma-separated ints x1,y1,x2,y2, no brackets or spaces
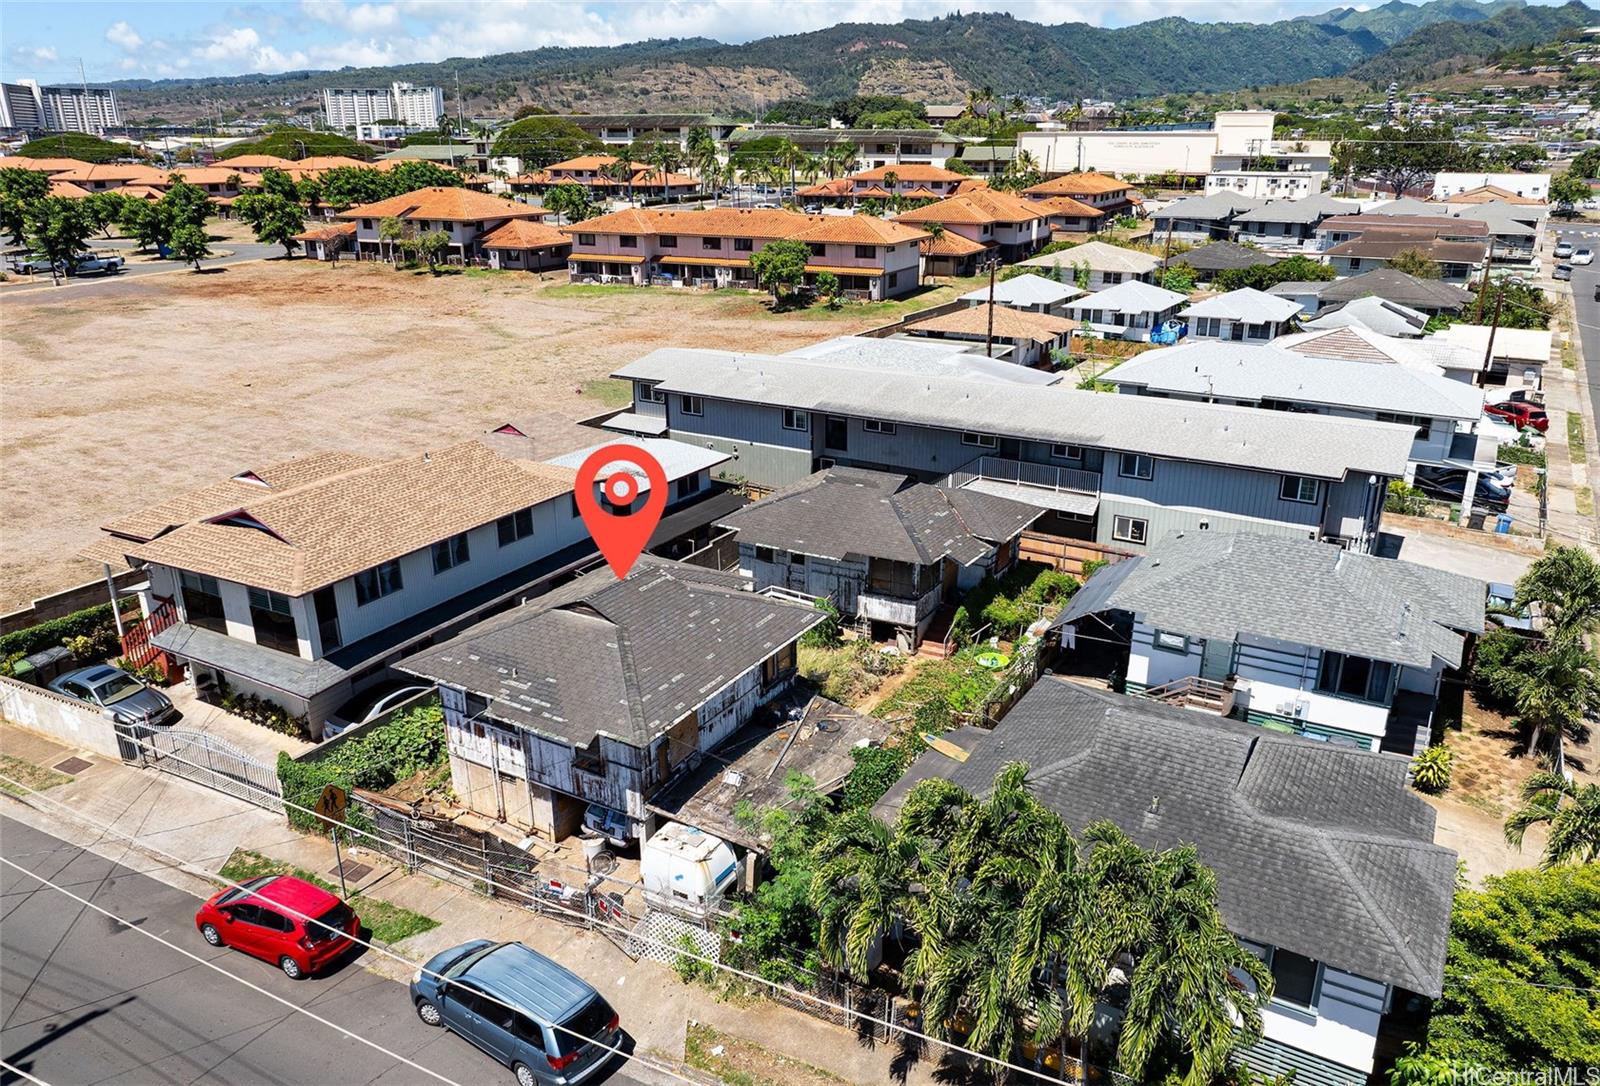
4,157,94,173
170,167,244,185
546,154,643,172
221,154,297,170
117,185,165,202
479,218,571,249
566,206,926,246
47,180,92,199
849,164,967,183
804,264,885,277
292,222,358,243
952,178,990,194
1033,195,1105,218
294,155,373,171
1023,171,1130,197
908,303,1076,342
796,178,853,197
854,186,893,198
893,189,1047,226
126,442,577,597
903,186,943,199
338,186,545,223
920,232,989,257
790,215,928,245
52,163,170,185
569,253,647,264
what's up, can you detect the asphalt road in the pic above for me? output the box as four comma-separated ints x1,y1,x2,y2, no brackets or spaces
0,817,653,1086
1551,222,1600,431
3,236,282,302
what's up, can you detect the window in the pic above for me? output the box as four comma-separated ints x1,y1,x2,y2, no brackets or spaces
618,235,637,248
1269,948,1322,1009
1119,453,1154,480
702,237,720,250
497,508,534,547
887,271,899,288
1316,652,1394,704
674,475,701,501
179,571,227,634
734,238,753,252
635,380,665,404
1050,443,1082,461
658,235,678,248
863,419,897,435
354,559,403,605
313,585,341,652
961,431,999,449
824,416,848,450
1377,412,1431,439
577,233,596,246
762,643,798,688
361,218,372,229
1279,476,1319,504
1153,630,1189,654
680,394,703,416
754,546,775,563
1106,272,1123,285
431,532,470,574
1247,323,1270,339
1112,515,1148,544
782,408,809,432
854,244,876,259
574,737,606,775
807,242,826,257
248,588,298,654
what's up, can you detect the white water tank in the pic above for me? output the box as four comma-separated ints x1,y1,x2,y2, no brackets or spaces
640,823,738,916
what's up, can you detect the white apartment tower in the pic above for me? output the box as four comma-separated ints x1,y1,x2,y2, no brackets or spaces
1,80,120,134
322,82,444,130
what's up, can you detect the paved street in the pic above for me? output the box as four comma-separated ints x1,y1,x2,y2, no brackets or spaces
1551,222,1600,432
2,236,283,303
0,817,652,1086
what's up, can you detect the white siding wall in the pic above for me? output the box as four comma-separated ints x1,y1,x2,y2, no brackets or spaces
1232,634,1388,746
1259,968,1389,1073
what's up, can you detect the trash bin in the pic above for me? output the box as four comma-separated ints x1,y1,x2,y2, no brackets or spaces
1496,513,1514,534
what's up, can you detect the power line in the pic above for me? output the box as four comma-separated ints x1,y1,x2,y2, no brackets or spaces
0,1058,52,1085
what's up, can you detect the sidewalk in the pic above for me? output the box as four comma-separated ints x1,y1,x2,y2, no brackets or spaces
1533,227,1597,549
0,722,957,1086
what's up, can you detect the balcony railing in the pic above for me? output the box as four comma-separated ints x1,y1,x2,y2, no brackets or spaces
943,456,1101,497
857,583,943,627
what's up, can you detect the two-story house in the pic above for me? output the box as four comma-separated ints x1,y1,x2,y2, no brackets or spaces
839,163,970,199
1149,192,1265,244
561,207,927,300
1178,288,1302,342
717,467,1041,649
1021,171,1136,220
613,346,1418,554
892,189,1051,265
1315,214,1490,282
876,677,1457,1086
1015,240,1158,291
1230,195,1359,252
1053,531,1485,754
1272,268,1473,320
396,558,820,844
338,186,552,263
1062,280,1188,342
509,154,698,199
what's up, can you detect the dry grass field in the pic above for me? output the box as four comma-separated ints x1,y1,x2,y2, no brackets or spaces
0,259,978,610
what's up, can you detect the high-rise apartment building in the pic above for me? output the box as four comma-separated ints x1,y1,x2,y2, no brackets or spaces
0,80,47,131
390,82,444,128
1,80,120,134
322,82,444,131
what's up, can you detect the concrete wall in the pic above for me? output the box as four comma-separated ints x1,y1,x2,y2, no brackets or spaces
0,570,142,636
0,676,125,759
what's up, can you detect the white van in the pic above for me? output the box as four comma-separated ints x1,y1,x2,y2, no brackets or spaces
640,823,738,917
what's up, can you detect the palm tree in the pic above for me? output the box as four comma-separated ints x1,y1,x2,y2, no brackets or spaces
1515,545,1600,639
775,139,808,198
827,141,859,179
810,808,929,979
1484,634,1600,771
1506,771,1600,868
602,156,636,206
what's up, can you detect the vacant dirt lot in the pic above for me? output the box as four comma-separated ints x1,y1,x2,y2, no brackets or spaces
1,260,957,611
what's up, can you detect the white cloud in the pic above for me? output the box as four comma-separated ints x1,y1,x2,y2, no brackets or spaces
105,21,143,52
301,0,402,32
197,25,310,70
20,45,58,62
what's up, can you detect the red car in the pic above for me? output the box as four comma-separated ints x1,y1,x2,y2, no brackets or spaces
1485,401,1549,433
196,875,360,979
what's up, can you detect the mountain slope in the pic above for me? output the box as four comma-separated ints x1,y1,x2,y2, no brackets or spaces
1294,0,1525,45
1347,0,1594,81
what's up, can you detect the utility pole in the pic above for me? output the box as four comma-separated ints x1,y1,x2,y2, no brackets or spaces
1161,217,1176,273
985,257,999,358
455,70,465,140
1481,294,1505,378
1477,246,1494,323
78,58,95,134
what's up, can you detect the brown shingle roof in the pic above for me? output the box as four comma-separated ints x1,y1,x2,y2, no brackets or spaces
1325,234,1488,263
908,303,1076,343
893,188,1047,226
796,178,853,197
125,443,577,596
294,155,373,170
1320,214,1488,238
1024,172,1130,197
479,218,572,249
170,167,244,185
338,186,545,223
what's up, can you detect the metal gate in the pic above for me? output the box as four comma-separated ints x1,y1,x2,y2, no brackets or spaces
119,723,284,812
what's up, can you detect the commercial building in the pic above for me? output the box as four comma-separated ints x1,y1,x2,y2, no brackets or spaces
1432,171,1551,202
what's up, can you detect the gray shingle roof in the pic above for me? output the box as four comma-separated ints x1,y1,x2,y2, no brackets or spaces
1055,531,1485,668
1297,296,1430,338
1179,287,1303,323
616,348,1417,481
875,678,1456,995
1108,340,1485,420
1316,269,1474,311
1016,240,1158,275
782,335,1063,386
397,557,821,748
1231,195,1360,225
1153,193,1267,221
959,273,1083,307
717,467,1041,566
1173,240,1279,273
1062,279,1188,316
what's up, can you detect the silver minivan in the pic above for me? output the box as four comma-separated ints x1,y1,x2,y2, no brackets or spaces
411,940,622,1085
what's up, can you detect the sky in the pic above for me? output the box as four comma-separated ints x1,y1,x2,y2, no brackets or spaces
0,0,1571,84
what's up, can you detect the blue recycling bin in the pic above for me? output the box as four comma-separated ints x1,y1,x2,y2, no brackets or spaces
1495,513,1513,534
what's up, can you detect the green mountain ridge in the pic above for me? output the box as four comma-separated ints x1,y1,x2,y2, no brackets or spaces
1347,0,1595,81
1294,0,1527,45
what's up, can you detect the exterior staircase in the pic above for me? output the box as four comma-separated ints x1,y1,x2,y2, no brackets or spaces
917,606,959,659
120,601,177,669
1135,675,1236,715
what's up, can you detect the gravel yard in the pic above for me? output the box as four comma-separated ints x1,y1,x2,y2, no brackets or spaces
0,259,953,610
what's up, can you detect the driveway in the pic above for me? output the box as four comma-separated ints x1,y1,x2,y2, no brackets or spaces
1383,518,1539,584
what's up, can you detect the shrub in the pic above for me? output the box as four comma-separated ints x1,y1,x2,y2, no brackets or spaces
1386,480,1433,517
220,685,310,739
1411,745,1454,794
800,597,842,648
0,600,135,663
1497,445,1544,469
837,744,917,810
960,563,1079,642
947,605,973,647
276,702,445,831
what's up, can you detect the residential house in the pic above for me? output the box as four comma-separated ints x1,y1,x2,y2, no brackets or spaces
1315,214,1489,282
561,206,927,300
1053,531,1485,754
1029,195,1108,236
892,188,1051,263
779,336,1064,387
1,156,94,175
220,154,297,173
1149,192,1265,244
952,143,1016,179
292,221,357,262
169,166,250,212
1296,296,1431,337
48,162,170,192
1062,280,1188,342
338,186,552,263
903,303,1076,367
842,163,971,199
717,467,1041,650
1172,240,1279,284
1273,268,1473,319
1015,240,1159,291
478,218,572,271
958,273,1082,316
510,154,698,200
876,677,1457,1086
397,558,820,844
1179,288,1302,341
1444,183,1545,206
1204,142,1333,200
738,126,962,169
1106,340,1492,491
1021,171,1136,217
1432,171,1550,201
1432,324,1555,390
1278,326,1483,386
1450,200,1545,263
1230,195,1359,252
613,346,1416,554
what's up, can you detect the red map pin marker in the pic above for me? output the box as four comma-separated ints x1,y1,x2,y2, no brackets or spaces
573,443,668,579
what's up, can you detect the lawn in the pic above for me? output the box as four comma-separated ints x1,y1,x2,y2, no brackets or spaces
1569,411,1587,459
218,847,439,944
0,753,73,798
579,378,634,408
683,1023,846,1086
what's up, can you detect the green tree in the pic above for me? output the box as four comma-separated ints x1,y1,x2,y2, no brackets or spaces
0,166,49,244
492,116,605,171
1505,772,1600,868
317,166,392,212
118,198,168,253
297,177,324,216
1548,170,1591,216
1338,120,1481,197
602,156,637,206
1571,147,1600,180
1388,247,1443,279
813,270,842,309
385,160,465,193
1477,631,1600,769
259,167,300,200
749,238,810,302
1514,545,1600,640
1212,254,1336,291
378,215,409,264
160,176,213,233
23,196,95,285
234,192,305,258
83,191,127,239
415,229,451,273
543,182,596,224
1160,263,1197,293
169,222,212,271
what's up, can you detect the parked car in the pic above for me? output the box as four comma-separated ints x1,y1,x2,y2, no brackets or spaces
68,252,124,277
1554,240,1574,259
195,875,360,979
47,664,178,727
1413,468,1511,511
411,940,622,1085
1554,264,1572,282
1486,582,1537,633
1485,400,1550,433
1502,388,1544,406
1573,248,1595,266
582,804,631,850
322,681,432,738
8,254,61,276
1594,282,1599,302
